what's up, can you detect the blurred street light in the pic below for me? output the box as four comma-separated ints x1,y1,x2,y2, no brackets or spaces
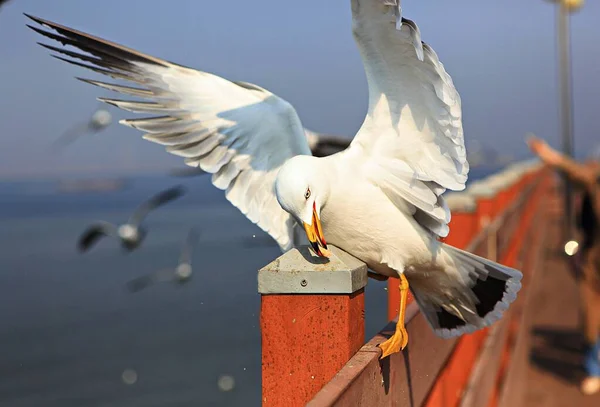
547,0,582,244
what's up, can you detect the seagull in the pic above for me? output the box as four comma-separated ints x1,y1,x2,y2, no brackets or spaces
78,185,186,252
0,0,11,11
127,228,199,292
51,108,112,151
26,0,522,359
168,129,350,177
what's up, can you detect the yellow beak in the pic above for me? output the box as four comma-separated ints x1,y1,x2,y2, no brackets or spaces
303,203,331,258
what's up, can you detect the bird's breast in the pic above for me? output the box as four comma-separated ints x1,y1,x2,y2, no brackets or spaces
319,184,433,276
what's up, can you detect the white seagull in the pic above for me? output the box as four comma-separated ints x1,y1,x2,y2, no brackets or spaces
26,0,522,358
127,227,199,293
78,185,186,252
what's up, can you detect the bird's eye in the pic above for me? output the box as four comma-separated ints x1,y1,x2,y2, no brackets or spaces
304,188,311,200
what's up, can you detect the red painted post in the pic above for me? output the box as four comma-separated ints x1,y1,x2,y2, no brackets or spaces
259,246,367,407
444,193,478,247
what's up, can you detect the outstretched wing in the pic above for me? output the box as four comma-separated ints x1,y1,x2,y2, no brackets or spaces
349,1,468,238
78,221,118,252
26,15,312,250
129,185,186,226
169,129,351,174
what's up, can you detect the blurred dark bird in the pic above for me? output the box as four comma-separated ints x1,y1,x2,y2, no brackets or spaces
304,129,351,158
127,228,199,292
50,108,112,151
78,185,186,252
0,0,11,11
168,129,351,177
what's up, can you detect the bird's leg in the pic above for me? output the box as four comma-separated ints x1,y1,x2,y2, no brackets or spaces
379,274,409,359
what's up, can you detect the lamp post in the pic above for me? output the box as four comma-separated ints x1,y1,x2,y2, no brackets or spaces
550,0,583,244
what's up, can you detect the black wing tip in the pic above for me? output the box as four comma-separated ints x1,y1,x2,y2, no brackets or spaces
141,185,187,212
96,97,119,108
25,13,170,69
77,222,111,252
26,23,53,38
75,76,93,85
163,185,186,202
164,184,187,199
50,54,75,65
173,184,187,194
36,42,62,53
24,13,65,31
24,14,60,33
23,13,41,23
77,241,91,253
77,232,96,252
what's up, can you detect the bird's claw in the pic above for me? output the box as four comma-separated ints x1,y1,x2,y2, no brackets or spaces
378,325,408,359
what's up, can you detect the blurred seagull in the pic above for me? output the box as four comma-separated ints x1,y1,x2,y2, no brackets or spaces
168,129,350,177
78,185,186,252
27,0,522,359
51,108,112,151
127,228,199,292
303,129,352,158
0,0,12,11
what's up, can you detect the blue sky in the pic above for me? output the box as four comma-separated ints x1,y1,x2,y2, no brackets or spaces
0,0,598,178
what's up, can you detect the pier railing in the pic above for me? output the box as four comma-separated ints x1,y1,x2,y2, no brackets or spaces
258,160,553,407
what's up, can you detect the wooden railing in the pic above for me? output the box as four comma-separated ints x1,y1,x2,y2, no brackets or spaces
258,160,552,407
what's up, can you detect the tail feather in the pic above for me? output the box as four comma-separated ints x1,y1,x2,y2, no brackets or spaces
410,244,522,339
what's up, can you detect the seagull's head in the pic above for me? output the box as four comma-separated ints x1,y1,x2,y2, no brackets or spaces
275,156,331,258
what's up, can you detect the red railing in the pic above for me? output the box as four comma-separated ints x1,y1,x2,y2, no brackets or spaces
259,160,552,407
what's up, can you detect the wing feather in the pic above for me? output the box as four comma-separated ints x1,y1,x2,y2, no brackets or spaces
349,1,468,237
26,14,310,250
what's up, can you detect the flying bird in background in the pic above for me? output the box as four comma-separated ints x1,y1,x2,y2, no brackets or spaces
50,108,112,151
127,227,199,293
26,0,522,359
0,0,11,11
78,185,186,253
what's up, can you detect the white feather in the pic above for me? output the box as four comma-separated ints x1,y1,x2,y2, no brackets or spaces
347,0,467,237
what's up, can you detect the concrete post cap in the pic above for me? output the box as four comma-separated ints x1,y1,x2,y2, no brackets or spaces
258,245,368,294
